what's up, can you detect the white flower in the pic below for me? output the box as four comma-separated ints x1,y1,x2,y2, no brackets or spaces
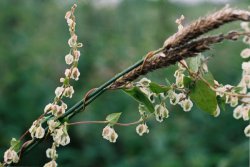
136,123,149,136
63,86,74,98
46,148,58,159
65,54,74,65
216,86,226,97
67,18,74,27
44,103,53,113
71,67,80,80
168,91,180,105
68,34,78,47
60,78,65,83
73,50,80,61
244,124,250,137
65,11,71,20
47,120,60,132
44,160,57,167
102,125,118,143
242,62,250,75
233,105,243,119
35,125,45,139
214,105,220,117
154,104,169,122
52,124,70,146
240,48,250,58
138,78,151,87
240,22,250,32
242,106,250,121
243,36,250,45
180,98,193,112
138,104,147,115
65,69,71,78
55,87,64,97
175,74,184,88
4,149,19,164
242,74,250,88
230,96,238,107
29,120,45,139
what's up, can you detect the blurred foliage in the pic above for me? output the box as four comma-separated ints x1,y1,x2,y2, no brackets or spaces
0,0,249,166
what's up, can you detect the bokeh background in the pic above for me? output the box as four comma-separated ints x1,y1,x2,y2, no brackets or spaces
0,0,249,166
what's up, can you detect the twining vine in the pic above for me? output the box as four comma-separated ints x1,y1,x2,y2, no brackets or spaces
2,4,250,167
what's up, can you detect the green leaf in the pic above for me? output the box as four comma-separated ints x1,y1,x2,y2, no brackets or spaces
123,87,154,113
183,76,194,89
106,112,122,124
10,138,21,152
149,82,171,94
188,55,202,73
190,79,218,115
202,71,215,86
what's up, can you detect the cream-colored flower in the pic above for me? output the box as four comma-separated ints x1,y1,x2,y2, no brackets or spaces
65,54,74,65
244,124,250,137
242,62,250,75
240,48,250,58
46,148,58,159
71,67,80,80
65,11,71,20
102,125,118,143
55,87,64,97
175,74,184,88
35,125,45,139
73,50,81,61
47,120,60,132
63,86,74,98
138,78,151,87
4,149,19,164
65,69,71,78
154,104,169,122
52,124,70,146
180,98,193,112
233,105,243,119
44,160,57,167
44,103,53,113
136,123,149,136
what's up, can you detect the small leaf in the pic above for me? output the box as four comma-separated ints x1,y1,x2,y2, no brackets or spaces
123,87,154,113
188,54,202,73
149,82,171,94
106,112,122,124
10,138,21,152
190,79,218,115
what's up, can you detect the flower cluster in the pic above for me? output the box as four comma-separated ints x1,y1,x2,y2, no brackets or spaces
3,149,19,165
102,125,118,143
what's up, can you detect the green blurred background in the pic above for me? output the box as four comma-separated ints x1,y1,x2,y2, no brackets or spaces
0,0,249,166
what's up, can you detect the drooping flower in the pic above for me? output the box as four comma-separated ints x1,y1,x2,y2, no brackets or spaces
136,123,149,136
154,104,169,122
43,160,57,167
240,48,250,58
44,103,53,113
65,54,74,65
52,124,70,146
71,67,80,80
180,98,193,112
64,69,71,78
73,50,81,61
29,120,45,139
242,62,250,75
47,120,60,132
244,124,250,137
55,87,64,97
4,149,19,164
63,86,74,98
46,147,58,159
102,125,118,143
233,105,243,119
138,77,151,87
